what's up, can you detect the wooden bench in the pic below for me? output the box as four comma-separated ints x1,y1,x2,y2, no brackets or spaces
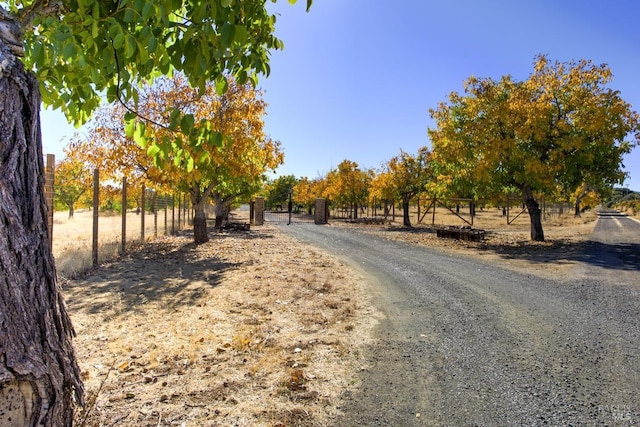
436,226,485,241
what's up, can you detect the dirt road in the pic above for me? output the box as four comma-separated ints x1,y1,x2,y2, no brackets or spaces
280,213,640,426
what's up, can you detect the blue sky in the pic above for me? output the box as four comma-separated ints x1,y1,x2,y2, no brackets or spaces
42,0,640,190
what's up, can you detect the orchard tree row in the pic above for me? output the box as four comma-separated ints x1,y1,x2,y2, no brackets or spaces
55,73,283,244
266,55,638,242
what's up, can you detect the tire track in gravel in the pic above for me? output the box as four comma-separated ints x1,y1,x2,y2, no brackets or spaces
280,223,640,426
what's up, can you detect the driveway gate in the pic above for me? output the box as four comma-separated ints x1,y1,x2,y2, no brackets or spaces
251,197,328,225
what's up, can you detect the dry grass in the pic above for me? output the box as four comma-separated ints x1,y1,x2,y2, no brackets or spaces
64,212,379,426
53,209,185,278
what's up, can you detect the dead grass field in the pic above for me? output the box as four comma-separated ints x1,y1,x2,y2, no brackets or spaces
53,208,187,278
61,207,599,426
64,211,379,426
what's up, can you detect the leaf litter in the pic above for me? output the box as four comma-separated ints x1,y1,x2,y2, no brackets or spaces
65,219,379,426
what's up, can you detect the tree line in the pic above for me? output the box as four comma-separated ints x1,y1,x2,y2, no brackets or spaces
56,55,639,245
263,55,638,242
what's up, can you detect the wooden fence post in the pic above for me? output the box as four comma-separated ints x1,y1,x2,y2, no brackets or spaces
171,194,176,235
121,177,127,254
92,169,99,267
164,194,168,235
45,154,55,251
177,194,182,230
141,183,146,243
153,190,158,238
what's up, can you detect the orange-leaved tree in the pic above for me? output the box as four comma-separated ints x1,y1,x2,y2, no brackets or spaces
293,177,322,213
54,144,93,219
76,74,282,243
429,55,639,241
385,147,434,227
369,169,396,219
324,160,372,219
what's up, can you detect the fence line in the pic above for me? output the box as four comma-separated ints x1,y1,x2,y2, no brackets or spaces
44,159,194,278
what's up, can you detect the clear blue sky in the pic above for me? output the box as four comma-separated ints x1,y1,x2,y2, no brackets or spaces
42,0,640,191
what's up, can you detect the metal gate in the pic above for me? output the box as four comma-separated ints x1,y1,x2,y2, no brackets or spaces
264,209,315,224
251,198,328,225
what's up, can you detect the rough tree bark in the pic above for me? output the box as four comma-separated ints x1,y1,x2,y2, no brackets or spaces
212,194,229,230
190,189,210,245
401,194,412,227
522,185,545,241
0,43,84,426
67,203,75,219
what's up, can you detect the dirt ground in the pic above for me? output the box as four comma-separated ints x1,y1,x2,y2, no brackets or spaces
65,208,599,426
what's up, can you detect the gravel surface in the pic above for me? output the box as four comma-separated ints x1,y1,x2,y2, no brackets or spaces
279,212,640,426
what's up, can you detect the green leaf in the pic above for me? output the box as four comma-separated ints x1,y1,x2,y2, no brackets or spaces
134,122,147,148
221,0,232,7
142,2,154,20
234,25,248,44
62,43,76,60
215,77,228,95
31,42,44,65
124,120,135,138
113,33,125,49
148,35,157,53
124,8,135,22
213,131,223,147
220,23,235,48
125,35,137,58
186,156,195,173
147,144,161,157
181,114,195,134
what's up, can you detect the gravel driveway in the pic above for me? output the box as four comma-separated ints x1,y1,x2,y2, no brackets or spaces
280,211,640,426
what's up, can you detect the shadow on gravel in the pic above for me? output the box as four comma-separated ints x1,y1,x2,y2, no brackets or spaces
377,225,640,273
484,240,640,272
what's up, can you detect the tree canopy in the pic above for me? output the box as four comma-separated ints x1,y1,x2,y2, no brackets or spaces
71,73,282,243
54,144,92,218
385,147,433,227
429,55,639,240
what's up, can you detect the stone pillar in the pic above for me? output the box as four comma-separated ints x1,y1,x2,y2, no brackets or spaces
252,197,265,226
314,198,328,224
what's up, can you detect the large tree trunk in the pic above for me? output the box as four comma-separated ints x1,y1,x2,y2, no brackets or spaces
212,194,228,230
402,194,412,227
67,202,74,219
0,47,83,426
523,185,545,241
190,191,209,244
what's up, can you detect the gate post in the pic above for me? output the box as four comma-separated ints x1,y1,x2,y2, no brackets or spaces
314,198,328,224
252,197,265,226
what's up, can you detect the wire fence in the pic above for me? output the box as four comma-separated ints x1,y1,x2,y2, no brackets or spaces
46,157,194,278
